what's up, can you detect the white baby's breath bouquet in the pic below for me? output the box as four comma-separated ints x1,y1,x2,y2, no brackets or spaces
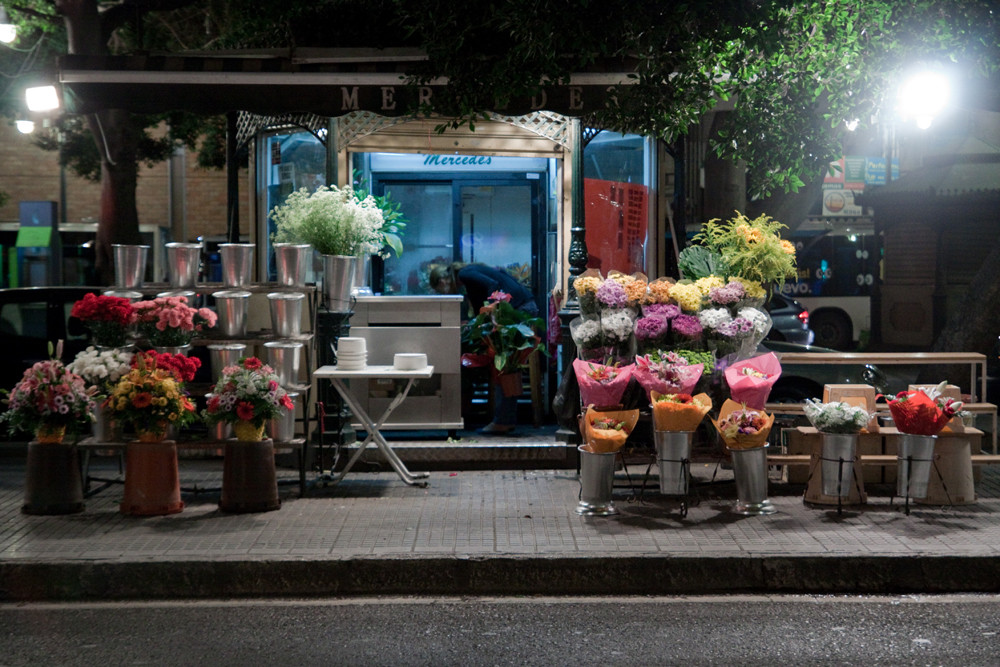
67,346,135,396
270,185,385,257
803,399,872,434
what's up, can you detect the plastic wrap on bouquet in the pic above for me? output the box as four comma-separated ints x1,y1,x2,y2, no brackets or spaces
572,358,634,409
724,352,781,409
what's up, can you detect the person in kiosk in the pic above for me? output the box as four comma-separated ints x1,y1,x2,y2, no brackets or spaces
430,262,540,435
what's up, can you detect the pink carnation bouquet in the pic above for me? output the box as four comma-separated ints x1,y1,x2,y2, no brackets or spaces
572,358,634,409
132,295,218,348
632,351,703,400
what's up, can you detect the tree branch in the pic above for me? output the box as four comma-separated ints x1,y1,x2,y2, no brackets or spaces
100,0,202,35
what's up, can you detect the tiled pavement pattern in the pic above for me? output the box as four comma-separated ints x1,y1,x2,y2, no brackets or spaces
2,452,1000,600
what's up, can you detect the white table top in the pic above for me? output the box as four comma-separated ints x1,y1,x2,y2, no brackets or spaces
313,364,435,379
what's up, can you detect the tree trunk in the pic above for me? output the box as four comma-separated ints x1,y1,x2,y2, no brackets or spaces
88,110,143,285
932,233,1000,356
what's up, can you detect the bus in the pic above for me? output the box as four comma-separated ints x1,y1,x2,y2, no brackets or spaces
780,218,877,350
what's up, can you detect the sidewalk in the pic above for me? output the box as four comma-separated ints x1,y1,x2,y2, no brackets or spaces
3,442,1000,601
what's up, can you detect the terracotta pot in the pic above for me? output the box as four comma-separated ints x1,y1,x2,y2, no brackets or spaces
497,371,524,398
35,423,66,445
22,442,85,515
220,439,280,513
120,441,184,516
233,420,266,442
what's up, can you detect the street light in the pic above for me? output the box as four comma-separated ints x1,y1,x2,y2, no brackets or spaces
0,5,16,44
25,84,60,112
15,119,34,134
897,69,951,130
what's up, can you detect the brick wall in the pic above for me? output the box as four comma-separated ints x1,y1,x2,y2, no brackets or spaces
0,121,250,239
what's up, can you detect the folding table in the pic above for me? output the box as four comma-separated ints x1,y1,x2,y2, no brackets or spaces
313,364,434,486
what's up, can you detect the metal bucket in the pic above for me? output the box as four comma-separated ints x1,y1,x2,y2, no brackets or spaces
270,391,299,442
112,244,149,289
219,243,254,287
729,444,777,515
274,243,312,287
103,289,143,302
820,433,858,498
264,341,302,388
153,344,191,356
352,254,373,296
654,430,693,496
207,343,246,378
267,292,306,338
205,396,233,440
575,445,618,516
212,290,252,337
91,404,121,443
322,254,357,312
897,434,937,499
166,242,202,287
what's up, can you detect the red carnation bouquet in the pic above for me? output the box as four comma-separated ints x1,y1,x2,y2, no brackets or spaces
882,381,963,436
70,293,135,348
131,350,200,383
572,358,634,409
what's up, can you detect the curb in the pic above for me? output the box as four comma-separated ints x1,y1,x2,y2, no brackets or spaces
4,555,1000,601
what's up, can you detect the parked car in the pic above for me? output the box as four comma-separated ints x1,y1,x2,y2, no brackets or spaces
765,293,815,346
760,339,883,403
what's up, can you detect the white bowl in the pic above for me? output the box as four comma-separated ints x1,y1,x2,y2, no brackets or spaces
394,353,427,370
336,360,367,370
338,337,367,354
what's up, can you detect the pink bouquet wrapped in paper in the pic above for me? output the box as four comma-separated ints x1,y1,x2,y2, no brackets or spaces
632,352,703,400
724,352,781,409
572,359,634,409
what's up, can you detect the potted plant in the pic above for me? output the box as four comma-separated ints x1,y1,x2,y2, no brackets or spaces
202,356,294,513
269,184,386,309
1,342,97,515
66,346,135,442
107,350,199,516
70,292,135,349
131,295,217,352
461,291,546,397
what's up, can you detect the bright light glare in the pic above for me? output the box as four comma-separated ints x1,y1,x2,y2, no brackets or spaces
25,85,59,112
0,23,15,43
898,71,950,128
844,118,859,132
15,120,34,134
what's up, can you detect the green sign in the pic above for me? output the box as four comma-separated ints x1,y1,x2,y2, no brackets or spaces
15,226,52,247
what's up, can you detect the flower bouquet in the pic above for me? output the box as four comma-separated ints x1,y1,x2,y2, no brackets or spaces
67,346,135,396
132,295,218,348
802,399,873,434
882,381,963,436
107,351,198,440
685,212,797,288
70,293,135,348
202,356,295,442
572,358,634,409
712,399,774,450
650,391,713,432
582,406,640,453
270,185,386,257
724,352,781,409
632,351,703,400
0,349,97,443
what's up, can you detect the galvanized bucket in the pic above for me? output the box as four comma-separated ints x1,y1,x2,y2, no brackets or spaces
207,343,246,378
576,445,618,516
219,243,254,287
274,243,312,287
212,290,252,337
729,444,777,515
270,391,299,442
112,244,149,289
322,254,357,312
267,292,306,338
820,433,858,498
264,341,303,388
897,434,937,499
165,242,202,287
654,430,693,496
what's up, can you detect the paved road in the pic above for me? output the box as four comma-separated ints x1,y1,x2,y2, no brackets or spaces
3,595,1000,665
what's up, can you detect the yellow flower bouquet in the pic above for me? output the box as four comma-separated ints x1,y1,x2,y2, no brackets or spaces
107,352,198,440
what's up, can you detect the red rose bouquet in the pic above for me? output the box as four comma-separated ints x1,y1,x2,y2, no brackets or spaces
882,381,963,436
70,293,135,348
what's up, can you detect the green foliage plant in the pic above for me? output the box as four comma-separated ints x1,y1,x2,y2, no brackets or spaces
692,212,797,288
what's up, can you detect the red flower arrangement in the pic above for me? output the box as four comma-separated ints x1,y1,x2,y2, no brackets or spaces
882,382,963,436
70,293,135,347
131,350,201,383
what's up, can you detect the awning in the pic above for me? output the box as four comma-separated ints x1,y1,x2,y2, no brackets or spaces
57,51,637,118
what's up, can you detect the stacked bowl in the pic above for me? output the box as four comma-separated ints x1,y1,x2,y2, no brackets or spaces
336,337,368,370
